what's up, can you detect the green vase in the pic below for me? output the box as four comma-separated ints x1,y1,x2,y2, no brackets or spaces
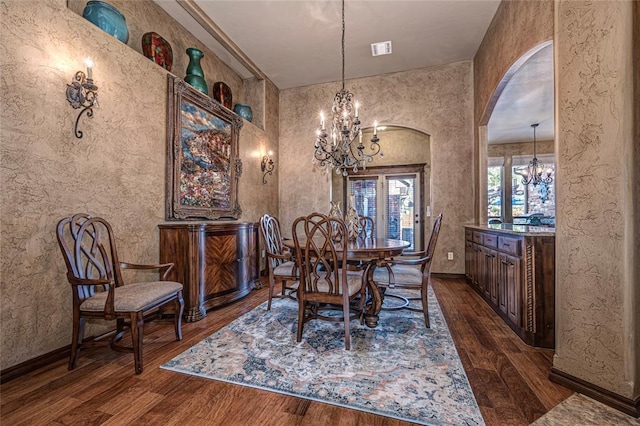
184,48,208,94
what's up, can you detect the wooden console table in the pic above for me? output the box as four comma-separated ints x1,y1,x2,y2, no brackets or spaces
159,222,260,322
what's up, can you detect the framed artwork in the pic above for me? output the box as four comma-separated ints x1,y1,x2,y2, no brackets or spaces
166,75,243,220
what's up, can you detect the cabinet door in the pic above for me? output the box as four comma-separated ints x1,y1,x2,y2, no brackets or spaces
486,248,498,305
503,253,521,326
202,231,239,300
475,244,486,294
465,240,473,281
498,253,508,315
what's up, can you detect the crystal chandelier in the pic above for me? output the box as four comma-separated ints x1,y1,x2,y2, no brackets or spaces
313,0,382,177
518,123,552,186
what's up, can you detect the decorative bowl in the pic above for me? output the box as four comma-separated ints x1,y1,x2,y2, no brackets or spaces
82,1,129,44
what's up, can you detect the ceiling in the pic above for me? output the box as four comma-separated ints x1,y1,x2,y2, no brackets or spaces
155,0,554,144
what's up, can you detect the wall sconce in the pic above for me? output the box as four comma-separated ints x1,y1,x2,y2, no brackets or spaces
66,58,99,138
261,152,275,184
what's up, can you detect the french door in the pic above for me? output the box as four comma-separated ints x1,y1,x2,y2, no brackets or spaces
348,168,423,251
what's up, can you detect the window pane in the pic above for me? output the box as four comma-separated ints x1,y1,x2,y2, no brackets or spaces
386,177,415,250
349,178,377,225
487,165,502,219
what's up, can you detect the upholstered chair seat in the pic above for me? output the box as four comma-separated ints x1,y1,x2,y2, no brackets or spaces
80,281,183,312
373,265,422,286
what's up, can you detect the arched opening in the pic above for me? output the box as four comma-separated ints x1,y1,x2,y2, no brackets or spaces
330,125,431,250
480,41,555,226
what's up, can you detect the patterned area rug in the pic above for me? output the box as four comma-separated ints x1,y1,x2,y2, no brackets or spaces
162,288,484,426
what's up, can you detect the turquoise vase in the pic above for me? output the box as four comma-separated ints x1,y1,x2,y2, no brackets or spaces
233,104,253,122
82,1,129,44
184,48,208,94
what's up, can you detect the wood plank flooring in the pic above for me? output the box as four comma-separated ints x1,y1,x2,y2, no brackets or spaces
0,278,572,425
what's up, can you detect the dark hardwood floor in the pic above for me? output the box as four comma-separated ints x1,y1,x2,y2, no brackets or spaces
0,278,572,425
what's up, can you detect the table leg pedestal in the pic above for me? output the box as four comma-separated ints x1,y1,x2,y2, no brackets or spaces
363,262,381,328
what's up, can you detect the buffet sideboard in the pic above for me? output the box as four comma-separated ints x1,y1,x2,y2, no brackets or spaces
464,224,555,348
159,222,260,322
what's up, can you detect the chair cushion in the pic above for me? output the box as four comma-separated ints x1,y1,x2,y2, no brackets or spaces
273,261,297,277
313,270,363,296
373,265,423,286
80,281,183,312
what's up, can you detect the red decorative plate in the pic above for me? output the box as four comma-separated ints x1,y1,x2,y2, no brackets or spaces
212,82,233,109
142,32,173,71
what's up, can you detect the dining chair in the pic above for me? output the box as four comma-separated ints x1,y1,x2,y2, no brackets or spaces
292,213,365,350
358,216,375,240
346,215,376,270
371,213,443,327
56,213,184,374
260,213,298,310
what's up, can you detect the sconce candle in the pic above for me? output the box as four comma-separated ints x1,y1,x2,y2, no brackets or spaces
66,61,99,139
86,58,93,80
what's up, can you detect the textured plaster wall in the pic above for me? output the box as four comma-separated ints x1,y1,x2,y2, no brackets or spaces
474,0,554,124
554,0,638,399
0,0,278,370
279,61,474,273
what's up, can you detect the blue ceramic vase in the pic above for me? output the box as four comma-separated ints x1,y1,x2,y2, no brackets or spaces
233,104,253,122
184,48,208,94
82,1,129,44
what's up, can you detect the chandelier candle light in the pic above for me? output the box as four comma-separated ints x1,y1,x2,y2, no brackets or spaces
518,123,552,186
313,0,382,176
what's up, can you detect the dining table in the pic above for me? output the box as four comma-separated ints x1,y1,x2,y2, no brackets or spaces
283,237,410,328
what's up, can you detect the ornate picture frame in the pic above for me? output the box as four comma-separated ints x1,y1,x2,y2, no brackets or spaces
166,76,243,220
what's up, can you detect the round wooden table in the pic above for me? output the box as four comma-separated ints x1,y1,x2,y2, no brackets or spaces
284,237,409,327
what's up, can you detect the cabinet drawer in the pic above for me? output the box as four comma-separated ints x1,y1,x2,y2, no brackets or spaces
498,236,521,256
472,231,483,244
483,233,498,248
465,229,473,241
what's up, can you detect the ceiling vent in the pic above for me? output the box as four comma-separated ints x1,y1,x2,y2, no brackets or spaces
371,41,392,57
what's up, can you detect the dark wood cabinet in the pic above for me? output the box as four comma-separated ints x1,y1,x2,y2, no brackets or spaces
159,222,260,322
464,226,555,348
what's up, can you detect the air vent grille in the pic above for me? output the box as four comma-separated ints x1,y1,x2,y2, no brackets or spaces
371,41,392,57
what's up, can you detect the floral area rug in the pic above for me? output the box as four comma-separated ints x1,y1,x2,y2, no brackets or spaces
162,288,484,426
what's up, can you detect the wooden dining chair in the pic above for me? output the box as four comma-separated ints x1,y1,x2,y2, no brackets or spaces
371,213,443,327
56,213,184,374
292,214,365,350
358,216,375,240
260,213,298,310
345,215,376,271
